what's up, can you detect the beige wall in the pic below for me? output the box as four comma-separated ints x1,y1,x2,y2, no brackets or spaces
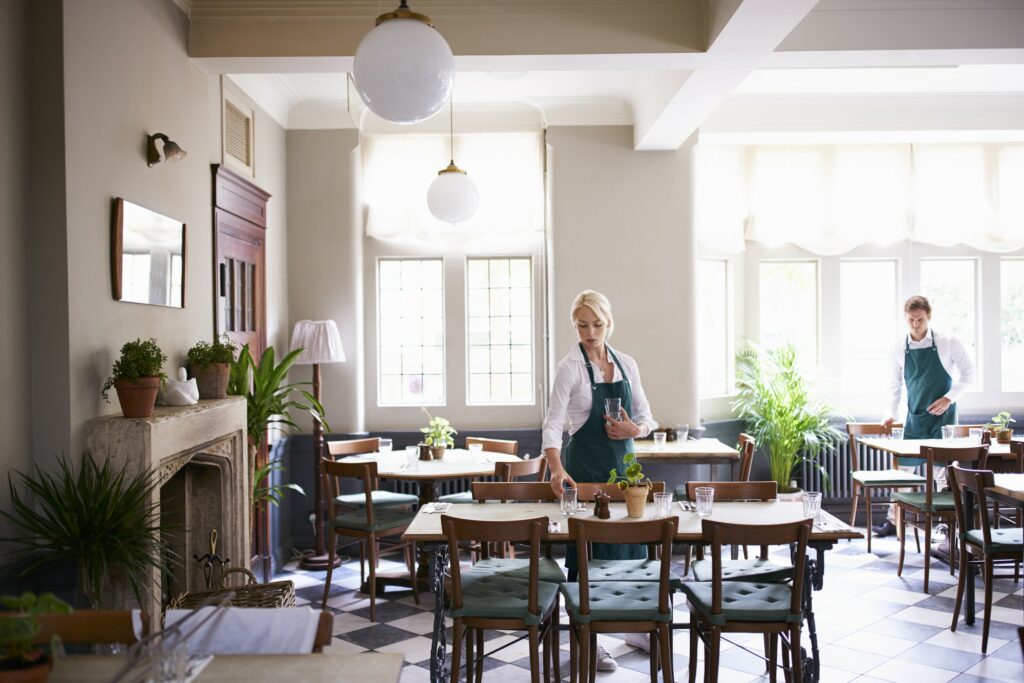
546,126,699,429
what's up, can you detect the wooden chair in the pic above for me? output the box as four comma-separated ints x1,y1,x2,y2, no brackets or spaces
682,518,812,683
439,437,522,504
442,514,562,683
31,610,149,645
983,440,1024,531
472,481,558,503
320,458,419,620
846,422,927,553
562,517,676,683
327,437,419,509
947,464,1023,652
738,432,756,481
895,445,988,593
683,481,781,568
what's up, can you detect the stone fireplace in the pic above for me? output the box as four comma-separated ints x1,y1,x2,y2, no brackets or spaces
84,397,249,618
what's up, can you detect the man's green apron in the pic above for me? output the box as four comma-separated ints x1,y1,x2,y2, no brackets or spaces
563,343,646,571
901,333,956,467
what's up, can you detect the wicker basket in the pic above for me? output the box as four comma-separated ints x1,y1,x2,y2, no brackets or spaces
167,568,296,610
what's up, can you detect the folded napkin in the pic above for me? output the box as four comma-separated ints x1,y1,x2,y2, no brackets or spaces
164,606,321,655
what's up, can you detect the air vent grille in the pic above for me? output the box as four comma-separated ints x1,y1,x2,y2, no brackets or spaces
224,99,251,167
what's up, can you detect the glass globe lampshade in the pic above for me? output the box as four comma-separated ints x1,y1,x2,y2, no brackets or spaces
353,7,455,125
427,162,479,225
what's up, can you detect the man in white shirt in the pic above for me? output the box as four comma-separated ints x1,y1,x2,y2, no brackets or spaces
874,295,975,537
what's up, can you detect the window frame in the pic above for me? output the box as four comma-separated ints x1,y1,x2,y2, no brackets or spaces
696,257,736,399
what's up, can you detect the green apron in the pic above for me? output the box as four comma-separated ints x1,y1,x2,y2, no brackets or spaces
563,343,646,571
901,333,957,466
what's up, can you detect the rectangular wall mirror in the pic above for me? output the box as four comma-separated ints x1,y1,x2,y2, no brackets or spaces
112,198,186,308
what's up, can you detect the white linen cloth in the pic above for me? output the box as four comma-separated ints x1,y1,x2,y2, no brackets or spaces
542,346,656,452
885,329,975,421
163,607,321,655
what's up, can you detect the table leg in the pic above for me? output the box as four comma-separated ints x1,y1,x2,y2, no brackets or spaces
430,543,450,683
418,481,439,587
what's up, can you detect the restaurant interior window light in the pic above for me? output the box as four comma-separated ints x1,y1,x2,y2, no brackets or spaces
466,257,534,405
1001,259,1024,391
919,258,979,381
840,259,899,394
697,259,732,397
377,258,445,405
758,261,819,369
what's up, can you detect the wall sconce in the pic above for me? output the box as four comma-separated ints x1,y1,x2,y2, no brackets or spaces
147,133,188,167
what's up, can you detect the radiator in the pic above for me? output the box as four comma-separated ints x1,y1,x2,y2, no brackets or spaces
797,434,902,502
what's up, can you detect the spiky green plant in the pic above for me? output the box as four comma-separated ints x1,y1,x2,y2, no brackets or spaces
253,458,305,508
0,454,168,609
732,343,844,493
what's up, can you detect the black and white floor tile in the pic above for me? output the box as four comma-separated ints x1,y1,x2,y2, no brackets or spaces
281,531,1023,682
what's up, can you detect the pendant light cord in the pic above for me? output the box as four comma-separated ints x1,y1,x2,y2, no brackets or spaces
449,91,455,165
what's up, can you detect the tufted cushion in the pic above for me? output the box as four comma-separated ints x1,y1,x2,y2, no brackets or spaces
681,581,800,626
690,558,793,583
964,528,1024,554
332,508,417,532
449,574,559,625
335,491,419,508
852,469,926,487
438,491,475,504
588,559,683,590
892,491,955,512
467,558,568,584
560,582,672,624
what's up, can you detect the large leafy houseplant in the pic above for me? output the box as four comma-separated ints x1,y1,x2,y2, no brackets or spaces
732,343,843,494
0,453,166,610
0,592,71,675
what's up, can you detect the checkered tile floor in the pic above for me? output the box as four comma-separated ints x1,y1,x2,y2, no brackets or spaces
280,530,1023,682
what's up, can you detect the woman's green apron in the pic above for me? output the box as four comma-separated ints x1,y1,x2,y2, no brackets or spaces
563,343,646,570
901,333,956,466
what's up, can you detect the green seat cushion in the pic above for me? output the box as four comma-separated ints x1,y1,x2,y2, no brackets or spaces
448,574,559,625
892,491,955,512
335,490,419,508
587,559,683,590
560,582,673,624
438,491,475,504
674,484,687,501
467,557,568,584
681,581,801,626
852,469,926,487
332,507,417,532
964,528,1024,554
690,558,793,583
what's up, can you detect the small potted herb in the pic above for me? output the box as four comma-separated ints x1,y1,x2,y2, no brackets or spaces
420,408,456,459
0,592,71,682
100,338,167,417
986,411,1015,444
186,337,237,399
607,452,650,518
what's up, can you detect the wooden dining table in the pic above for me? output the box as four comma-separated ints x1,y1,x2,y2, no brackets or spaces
632,437,741,480
858,436,1013,462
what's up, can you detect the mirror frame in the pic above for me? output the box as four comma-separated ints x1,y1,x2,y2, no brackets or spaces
111,197,187,307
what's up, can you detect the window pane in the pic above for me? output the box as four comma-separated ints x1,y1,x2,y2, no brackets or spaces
759,261,818,367
466,257,534,405
840,260,898,393
377,258,445,406
1001,259,1024,391
919,259,978,378
697,259,730,397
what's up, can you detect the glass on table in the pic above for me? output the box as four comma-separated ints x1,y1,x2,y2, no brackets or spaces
653,492,673,519
653,431,667,449
604,397,623,421
379,437,393,455
405,445,419,470
968,427,984,444
941,425,955,440
890,427,904,440
468,442,485,461
560,486,578,516
676,424,689,441
802,491,822,523
695,486,714,517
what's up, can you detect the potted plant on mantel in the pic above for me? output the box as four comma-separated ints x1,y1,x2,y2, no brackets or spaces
607,452,650,518
0,592,72,683
420,408,456,459
100,337,167,418
987,411,1015,444
732,343,844,497
186,337,237,399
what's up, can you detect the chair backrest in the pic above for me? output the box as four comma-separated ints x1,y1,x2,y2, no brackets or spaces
569,517,676,619
950,424,988,438
846,422,900,471
576,481,666,502
493,455,546,482
947,463,997,548
321,457,379,523
684,480,777,501
922,446,988,507
702,518,811,620
441,515,548,617
32,610,148,645
471,481,558,502
738,433,756,481
327,437,380,458
465,436,519,455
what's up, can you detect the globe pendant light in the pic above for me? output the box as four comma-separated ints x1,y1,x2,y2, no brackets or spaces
353,1,455,125
427,100,479,225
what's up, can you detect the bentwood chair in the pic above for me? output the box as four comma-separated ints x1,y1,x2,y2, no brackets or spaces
442,515,562,683
30,610,150,646
439,437,522,504
948,464,1024,652
327,437,418,509
896,445,988,593
682,518,812,683
320,458,418,620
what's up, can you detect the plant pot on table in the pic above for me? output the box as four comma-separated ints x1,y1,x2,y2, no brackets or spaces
114,376,160,417
188,362,230,399
624,485,649,518
0,656,53,683
429,445,447,460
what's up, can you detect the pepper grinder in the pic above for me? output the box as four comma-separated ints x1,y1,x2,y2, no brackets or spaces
593,491,611,519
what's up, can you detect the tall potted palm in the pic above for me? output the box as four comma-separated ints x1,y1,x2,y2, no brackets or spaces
732,343,843,495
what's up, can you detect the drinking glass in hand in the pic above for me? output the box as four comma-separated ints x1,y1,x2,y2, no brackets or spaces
604,397,623,421
695,487,714,517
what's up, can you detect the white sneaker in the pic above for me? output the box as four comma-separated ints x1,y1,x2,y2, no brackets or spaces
595,644,618,672
623,632,651,652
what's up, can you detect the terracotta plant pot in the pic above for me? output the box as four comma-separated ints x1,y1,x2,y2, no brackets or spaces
188,362,230,399
114,376,160,418
429,445,447,460
624,485,649,518
997,429,1013,444
0,656,52,683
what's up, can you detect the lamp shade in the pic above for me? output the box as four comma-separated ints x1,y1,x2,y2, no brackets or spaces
290,320,346,365
353,13,454,124
427,163,479,224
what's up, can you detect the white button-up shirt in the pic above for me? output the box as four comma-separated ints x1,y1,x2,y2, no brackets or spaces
886,329,975,421
542,346,657,452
